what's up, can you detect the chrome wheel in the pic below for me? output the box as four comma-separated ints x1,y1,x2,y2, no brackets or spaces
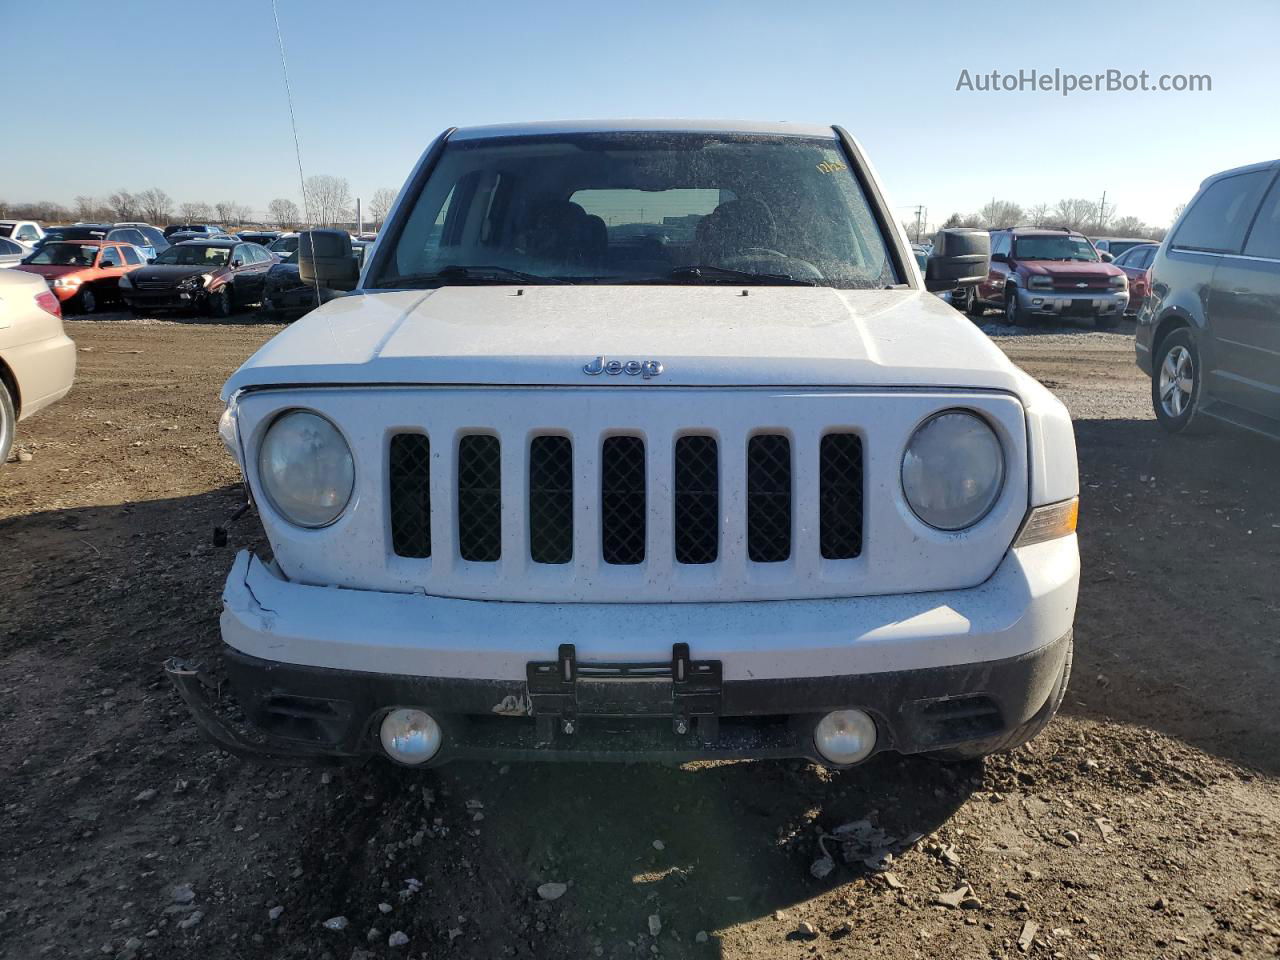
1004,285,1019,325
1158,344,1194,418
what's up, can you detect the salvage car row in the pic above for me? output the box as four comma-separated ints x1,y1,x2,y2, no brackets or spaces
0,219,368,320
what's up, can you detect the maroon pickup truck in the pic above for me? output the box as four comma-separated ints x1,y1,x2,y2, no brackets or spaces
957,227,1129,328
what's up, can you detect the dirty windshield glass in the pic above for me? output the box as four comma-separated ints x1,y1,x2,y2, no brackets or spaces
371,132,899,288
26,242,98,266
1013,234,1100,261
154,244,231,266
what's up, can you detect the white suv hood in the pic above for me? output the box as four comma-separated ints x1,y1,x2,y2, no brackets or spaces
223,286,1020,399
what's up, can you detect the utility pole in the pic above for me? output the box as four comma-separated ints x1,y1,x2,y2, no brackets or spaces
913,204,924,243
1097,191,1108,233
356,198,363,236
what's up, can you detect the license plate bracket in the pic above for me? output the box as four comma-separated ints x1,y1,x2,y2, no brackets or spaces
526,643,722,741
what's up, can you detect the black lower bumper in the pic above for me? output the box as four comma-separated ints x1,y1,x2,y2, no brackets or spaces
165,632,1071,767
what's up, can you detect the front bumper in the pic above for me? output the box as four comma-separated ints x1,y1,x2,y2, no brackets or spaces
169,538,1079,765
1016,285,1128,318
121,288,204,311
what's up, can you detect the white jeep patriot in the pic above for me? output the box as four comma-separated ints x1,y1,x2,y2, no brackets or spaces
168,120,1080,769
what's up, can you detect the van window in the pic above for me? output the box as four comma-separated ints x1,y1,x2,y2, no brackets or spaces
1172,171,1270,253
1242,177,1280,260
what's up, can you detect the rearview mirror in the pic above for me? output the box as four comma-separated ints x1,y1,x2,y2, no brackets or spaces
297,229,360,291
924,228,991,292
1100,252,1115,263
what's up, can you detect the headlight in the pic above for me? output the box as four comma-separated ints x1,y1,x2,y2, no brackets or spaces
1027,275,1053,290
1109,274,1127,288
53,276,82,288
901,411,1004,531
257,410,354,528
180,273,212,289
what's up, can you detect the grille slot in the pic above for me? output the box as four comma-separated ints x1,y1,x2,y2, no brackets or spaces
819,433,863,559
389,434,431,558
601,436,646,565
529,436,573,564
674,436,719,564
457,435,501,562
747,434,791,563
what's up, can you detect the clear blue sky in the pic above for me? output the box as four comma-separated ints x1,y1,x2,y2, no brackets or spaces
6,0,1276,229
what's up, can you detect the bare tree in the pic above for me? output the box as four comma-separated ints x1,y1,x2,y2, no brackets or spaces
137,188,174,225
979,199,1023,229
369,187,397,228
1053,198,1097,231
1110,215,1146,237
304,175,351,227
267,198,301,230
1026,203,1051,227
179,201,213,223
71,196,97,221
214,201,240,225
233,203,255,226
106,189,138,221
958,213,984,229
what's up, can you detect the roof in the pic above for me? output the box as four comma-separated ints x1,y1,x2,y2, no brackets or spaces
449,118,838,141
175,238,238,247
1199,158,1279,186
993,226,1086,236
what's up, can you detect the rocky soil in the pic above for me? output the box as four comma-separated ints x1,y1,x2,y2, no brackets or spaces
1,314,1277,960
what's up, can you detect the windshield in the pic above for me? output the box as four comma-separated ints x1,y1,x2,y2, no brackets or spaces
153,245,231,266
370,132,899,288
26,243,99,266
42,227,107,244
269,235,300,254
1014,234,1099,261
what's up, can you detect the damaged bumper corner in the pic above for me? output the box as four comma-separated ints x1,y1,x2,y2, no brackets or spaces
163,656,358,766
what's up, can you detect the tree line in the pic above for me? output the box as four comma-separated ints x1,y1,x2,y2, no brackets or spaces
936,198,1180,240
0,176,400,231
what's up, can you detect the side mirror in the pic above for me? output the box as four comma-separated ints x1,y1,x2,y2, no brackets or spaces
298,229,360,291
231,258,243,268
924,228,991,292
147,257,156,264
1100,252,1115,263
989,252,1008,263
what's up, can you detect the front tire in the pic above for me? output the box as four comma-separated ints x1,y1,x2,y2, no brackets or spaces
1151,328,1212,434
1003,283,1025,326
208,285,234,319
0,379,14,466
76,287,98,315
929,639,1073,761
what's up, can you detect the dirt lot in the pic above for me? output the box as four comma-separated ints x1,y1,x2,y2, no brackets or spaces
1,313,1278,960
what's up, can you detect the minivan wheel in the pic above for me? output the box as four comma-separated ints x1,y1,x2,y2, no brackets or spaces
1152,328,1211,433
0,380,14,466
964,286,984,318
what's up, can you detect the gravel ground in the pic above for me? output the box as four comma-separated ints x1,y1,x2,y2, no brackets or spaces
1,312,1278,960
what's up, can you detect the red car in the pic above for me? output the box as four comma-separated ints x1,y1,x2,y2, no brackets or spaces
957,227,1130,328
1109,242,1158,316
13,240,145,314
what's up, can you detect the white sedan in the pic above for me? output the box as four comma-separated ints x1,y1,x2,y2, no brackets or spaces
0,268,76,464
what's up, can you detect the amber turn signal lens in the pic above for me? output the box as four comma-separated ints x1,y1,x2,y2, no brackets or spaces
1013,497,1078,547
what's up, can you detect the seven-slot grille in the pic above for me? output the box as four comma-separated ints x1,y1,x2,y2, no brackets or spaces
388,431,863,566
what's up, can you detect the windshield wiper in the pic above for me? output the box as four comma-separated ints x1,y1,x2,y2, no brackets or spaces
660,264,818,286
385,265,569,287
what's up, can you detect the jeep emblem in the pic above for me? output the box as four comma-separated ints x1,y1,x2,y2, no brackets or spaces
584,356,664,379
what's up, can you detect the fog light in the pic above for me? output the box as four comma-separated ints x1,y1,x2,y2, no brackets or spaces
379,708,442,765
1032,298,1043,305
813,709,877,765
